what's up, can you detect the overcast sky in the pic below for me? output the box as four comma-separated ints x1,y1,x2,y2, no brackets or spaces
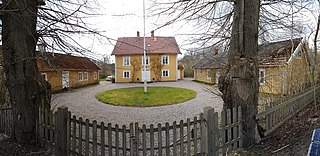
78,0,195,62
77,0,319,62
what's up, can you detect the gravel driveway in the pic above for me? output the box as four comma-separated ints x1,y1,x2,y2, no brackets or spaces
51,79,223,126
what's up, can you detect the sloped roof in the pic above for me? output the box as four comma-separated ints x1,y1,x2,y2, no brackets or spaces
258,38,302,65
37,52,101,71
193,38,305,69
111,36,181,55
192,51,228,69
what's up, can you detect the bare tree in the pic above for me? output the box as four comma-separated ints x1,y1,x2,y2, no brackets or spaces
150,0,314,48
150,0,318,147
1,0,101,144
221,0,261,146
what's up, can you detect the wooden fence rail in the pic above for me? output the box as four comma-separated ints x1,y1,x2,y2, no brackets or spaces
257,84,320,135
4,83,318,155
37,105,243,156
2,84,319,155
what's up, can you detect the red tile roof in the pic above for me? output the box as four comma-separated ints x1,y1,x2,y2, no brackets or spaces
111,36,181,55
37,52,101,71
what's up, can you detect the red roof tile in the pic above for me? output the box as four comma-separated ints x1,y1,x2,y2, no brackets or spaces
111,36,181,55
37,52,101,71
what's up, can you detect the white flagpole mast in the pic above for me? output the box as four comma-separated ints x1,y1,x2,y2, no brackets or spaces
143,0,147,93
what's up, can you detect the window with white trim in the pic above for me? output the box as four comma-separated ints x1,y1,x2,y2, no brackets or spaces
78,72,83,81
142,56,150,65
123,56,130,66
161,55,169,65
94,72,97,80
83,72,88,81
206,69,211,79
41,73,48,81
259,69,266,85
123,70,130,78
162,69,169,77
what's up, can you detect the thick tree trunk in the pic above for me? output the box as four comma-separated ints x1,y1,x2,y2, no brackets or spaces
2,0,51,144
219,0,261,147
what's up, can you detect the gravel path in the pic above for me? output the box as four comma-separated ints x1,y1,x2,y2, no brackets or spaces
51,79,223,126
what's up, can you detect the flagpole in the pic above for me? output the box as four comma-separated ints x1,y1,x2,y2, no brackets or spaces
143,0,147,93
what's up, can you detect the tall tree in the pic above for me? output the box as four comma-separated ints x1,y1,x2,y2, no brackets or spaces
1,0,101,144
2,0,50,144
219,0,261,146
151,0,315,147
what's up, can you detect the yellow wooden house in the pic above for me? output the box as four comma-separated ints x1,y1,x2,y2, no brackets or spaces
111,31,182,82
192,49,227,85
37,52,101,92
193,38,312,95
258,38,311,94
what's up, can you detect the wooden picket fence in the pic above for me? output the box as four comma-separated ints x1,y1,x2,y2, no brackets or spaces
37,105,243,156
0,107,13,137
3,83,319,155
257,84,320,135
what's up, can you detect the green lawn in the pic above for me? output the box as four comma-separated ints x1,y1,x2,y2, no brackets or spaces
96,87,197,107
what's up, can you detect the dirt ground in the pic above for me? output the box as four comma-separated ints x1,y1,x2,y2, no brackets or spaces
235,103,319,156
0,139,51,156
0,103,319,156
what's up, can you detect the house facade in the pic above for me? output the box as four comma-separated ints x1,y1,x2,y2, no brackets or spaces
192,48,227,85
193,38,312,95
111,31,182,83
37,52,101,92
258,38,311,94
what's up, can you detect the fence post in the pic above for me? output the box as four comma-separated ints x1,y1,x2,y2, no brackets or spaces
55,106,69,156
204,106,215,156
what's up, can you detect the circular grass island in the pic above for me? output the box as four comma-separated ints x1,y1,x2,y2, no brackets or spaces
96,86,197,107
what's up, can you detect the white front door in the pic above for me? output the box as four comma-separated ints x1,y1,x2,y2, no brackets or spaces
62,71,70,88
177,69,181,80
142,68,151,82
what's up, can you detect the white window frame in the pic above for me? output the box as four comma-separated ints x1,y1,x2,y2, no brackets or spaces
142,56,150,65
83,72,88,81
259,69,266,85
41,73,48,81
78,72,83,81
123,70,130,78
94,72,97,80
162,69,169,77
161,55,169,65
206,69,211,80
123,56,130,66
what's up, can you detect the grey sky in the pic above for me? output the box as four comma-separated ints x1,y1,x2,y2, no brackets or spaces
79,0,194,62
77,1,319,62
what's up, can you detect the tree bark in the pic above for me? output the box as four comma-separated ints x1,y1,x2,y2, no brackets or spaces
219,0,261,147
314,14,320,84
2,0,51,144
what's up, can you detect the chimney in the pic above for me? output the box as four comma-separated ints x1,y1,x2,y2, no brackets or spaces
137,31,140,37
151,30,156,41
